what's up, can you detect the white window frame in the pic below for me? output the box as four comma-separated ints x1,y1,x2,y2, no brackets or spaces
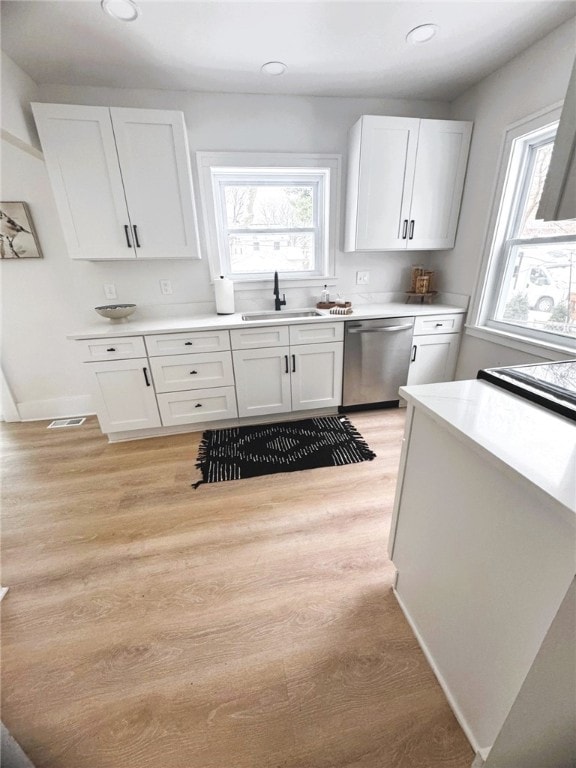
469,103,576,358
197,152,340,288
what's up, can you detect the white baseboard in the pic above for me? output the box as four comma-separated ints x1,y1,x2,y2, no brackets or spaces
107,407,339,442
16,396,94,422
392,587,491,759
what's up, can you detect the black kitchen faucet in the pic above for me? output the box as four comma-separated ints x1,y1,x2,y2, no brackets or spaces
273,271,286,311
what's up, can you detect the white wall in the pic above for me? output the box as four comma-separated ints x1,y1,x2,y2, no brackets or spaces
432,18,576,379
1,55,451,419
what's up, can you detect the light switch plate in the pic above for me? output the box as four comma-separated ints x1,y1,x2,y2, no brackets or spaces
356,271,370,285
159,279,173,295
103,283,117,300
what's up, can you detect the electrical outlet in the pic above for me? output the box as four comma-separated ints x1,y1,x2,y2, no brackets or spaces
103,283,117,300
356,271,370,285
159,279,173,295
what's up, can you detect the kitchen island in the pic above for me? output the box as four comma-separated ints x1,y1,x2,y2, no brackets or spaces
389,379,575,767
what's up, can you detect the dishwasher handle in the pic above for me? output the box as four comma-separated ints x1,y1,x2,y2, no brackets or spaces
347,324,414,334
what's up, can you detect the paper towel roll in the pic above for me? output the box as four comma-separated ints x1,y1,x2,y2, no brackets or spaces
214,275,235,315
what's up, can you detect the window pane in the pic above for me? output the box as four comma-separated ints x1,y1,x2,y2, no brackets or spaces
517,141,576,238
224,185,314,229
228,232,315,274
494,244,576,339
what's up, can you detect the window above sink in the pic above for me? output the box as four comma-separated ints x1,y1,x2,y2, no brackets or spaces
196,151,340,286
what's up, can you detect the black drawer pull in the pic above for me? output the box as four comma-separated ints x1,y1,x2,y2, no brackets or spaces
409,220,415,240
133,225,141,248
284,355,289,374
401,219,408,239
292,354,296,373
106,347,116,352
184,341,193,346
189,370,198,375
124,224,132,248
411,345,417,363
195,403,202,408
143,367,151,387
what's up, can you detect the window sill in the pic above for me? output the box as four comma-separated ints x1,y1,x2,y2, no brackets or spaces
226,277,338,292
465,324,576,360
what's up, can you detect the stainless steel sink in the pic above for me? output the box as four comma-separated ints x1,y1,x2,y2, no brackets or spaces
241,308,324,321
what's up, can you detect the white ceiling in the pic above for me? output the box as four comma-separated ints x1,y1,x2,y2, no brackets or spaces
2,1,575,101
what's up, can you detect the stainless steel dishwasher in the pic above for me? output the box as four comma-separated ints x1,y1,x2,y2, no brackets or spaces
341,317,415,409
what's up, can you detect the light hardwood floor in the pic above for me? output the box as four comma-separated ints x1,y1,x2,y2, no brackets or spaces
1,410,474,768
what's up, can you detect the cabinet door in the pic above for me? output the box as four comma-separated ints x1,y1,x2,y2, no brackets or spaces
88,358,161,433
233,347,291,418
408,120,473,250
407,333,460,386
347,116,419,251
290,342,343,411
32,103,135,260
110,108,200,259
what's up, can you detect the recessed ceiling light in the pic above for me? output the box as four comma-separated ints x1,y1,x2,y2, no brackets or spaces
101,0,140,22
261,61,287,76
406,24,439,44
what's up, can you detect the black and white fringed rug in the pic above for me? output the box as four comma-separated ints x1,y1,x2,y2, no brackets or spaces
192,415,376,488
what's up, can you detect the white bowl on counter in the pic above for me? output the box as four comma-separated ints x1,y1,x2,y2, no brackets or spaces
95,303,137,320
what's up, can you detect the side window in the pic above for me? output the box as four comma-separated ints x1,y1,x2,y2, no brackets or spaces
478,115,576,346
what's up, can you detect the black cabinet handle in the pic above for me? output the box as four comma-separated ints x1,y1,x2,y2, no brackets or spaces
292,354,296,373
284,355,289,374
189,370,198,375
143,367,151,386
106,347,116,352
409,220,415,240
401,219,408,240
184,341,193,346
195,403,202,408
133,225,141,248
124,225,132,248
411,345,417,363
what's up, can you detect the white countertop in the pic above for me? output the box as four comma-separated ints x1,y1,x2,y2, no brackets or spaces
400,379,576,515
68,302,465,340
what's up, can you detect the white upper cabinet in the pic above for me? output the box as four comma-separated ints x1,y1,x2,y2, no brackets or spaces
31,103,201,260
344,116,472,252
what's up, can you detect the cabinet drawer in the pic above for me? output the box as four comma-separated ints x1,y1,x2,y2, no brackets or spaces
157,386,237,426
289,322,344,345
413,314,464,336
77,336,146,362
145,330,230,356
230,326,289,350
150,351,234,393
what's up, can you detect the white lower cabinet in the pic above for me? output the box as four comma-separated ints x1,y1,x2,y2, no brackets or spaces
233,347,292,418
232,323,344,418
290,342,344,411
157,386,237,427
147,332,238,427
88,358,161,433
407,314,463,386
407,333,460,386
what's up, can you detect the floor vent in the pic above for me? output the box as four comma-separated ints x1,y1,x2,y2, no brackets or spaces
47,417,86,429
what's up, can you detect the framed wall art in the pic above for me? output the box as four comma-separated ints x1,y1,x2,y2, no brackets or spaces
0,202,43,259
